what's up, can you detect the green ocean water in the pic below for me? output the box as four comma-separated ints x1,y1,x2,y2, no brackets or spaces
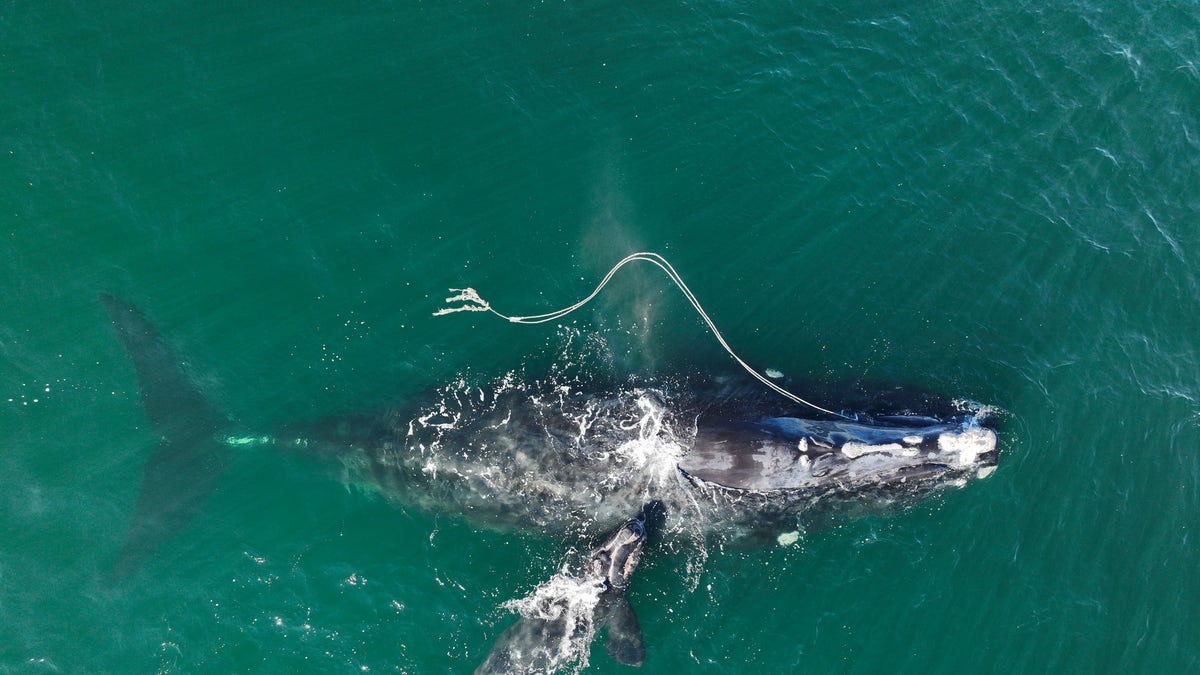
3,1,1198,672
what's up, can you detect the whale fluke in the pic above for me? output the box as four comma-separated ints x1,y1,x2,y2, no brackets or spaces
100,294,226,579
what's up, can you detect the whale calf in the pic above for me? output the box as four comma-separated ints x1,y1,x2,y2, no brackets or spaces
476,500,666,674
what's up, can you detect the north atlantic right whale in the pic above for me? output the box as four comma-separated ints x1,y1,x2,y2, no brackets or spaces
476,500,666,674
102,285,999,667
285,368,998,547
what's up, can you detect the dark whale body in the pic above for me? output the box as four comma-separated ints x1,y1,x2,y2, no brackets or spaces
287,371,998,545
102,294,999,668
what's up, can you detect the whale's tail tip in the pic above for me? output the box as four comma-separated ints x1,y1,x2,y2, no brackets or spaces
101,294,227,580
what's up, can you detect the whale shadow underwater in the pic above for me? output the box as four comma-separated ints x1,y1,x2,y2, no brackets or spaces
100,293,999,671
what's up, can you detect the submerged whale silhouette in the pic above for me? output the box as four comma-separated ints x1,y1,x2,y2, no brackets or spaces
100,294,229,580
101,293,999,665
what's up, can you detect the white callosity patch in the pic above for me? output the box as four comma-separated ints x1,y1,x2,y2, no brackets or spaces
842,442,903,459
937,425,998,467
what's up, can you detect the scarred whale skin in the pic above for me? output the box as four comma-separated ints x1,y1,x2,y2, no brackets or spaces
290,372,999,543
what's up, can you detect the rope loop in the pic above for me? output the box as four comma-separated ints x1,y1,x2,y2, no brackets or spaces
434,252,847,419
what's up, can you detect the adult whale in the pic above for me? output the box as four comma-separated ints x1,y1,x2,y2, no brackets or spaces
102,292,998,571
101,289,999,671
282,365,998,546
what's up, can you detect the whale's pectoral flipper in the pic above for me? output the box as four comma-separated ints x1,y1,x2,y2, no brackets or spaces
100,294,227,579
601,595,645,666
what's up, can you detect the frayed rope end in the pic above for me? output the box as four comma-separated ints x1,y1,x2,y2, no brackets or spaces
432,288,491,316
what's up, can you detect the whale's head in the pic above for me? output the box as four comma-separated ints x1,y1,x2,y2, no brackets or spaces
678,409,999,508
590,500,666,592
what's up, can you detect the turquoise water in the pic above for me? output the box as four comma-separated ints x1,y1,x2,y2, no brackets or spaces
3,1,1198,672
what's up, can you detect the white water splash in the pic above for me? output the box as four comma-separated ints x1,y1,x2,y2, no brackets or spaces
493,566,609,674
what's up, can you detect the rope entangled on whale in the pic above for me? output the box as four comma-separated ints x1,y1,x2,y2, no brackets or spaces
434,251,850,419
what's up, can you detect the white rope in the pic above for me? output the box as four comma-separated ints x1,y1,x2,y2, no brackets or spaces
434,252,847,418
